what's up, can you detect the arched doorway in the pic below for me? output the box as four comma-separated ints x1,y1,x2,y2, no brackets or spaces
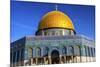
51,50,60,64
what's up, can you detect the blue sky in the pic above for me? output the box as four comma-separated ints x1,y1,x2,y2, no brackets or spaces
11,1,95,42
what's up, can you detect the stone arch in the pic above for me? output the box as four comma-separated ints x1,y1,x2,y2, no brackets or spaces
73,45,81,63
76,45,81,56
93,48,95,57
90,47,93,57
13,51,16,63
69,46,74,55
20,48,24,61
16,50,20,62
36,47,41,57
62,46,67,55
82,45,87,56
44,47,49,56
51,50,60,64
87,46,90,57
28,47,33,58
85,46,88,56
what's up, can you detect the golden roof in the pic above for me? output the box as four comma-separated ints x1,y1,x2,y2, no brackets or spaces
38,11,74,30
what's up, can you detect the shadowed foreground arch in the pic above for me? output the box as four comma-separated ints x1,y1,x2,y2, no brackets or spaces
51,50,60,64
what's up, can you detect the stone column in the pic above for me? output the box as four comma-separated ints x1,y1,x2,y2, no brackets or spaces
28,59,31,65
30,58,33,65
73,56,77,63
64,56,66,63
59,55,62,64
36,58,38,65
48,56,51,64
66,56,68,63
71,56,74,63
44,57,46,64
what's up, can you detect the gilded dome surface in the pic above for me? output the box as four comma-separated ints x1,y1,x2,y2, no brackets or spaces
38,11,74,30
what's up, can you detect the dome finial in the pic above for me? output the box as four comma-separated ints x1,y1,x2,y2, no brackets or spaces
55,4,58,11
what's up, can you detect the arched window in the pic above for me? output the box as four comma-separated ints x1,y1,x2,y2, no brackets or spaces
65,30,69,35
84,46,87,56
10,52,13,63
59,30,63,35
16,50,20,62
36,47,41,57
44,32,47,35
69,46,74,55
85,46,89,56
91,47,93,57
71,30,74,35
13,51,16,63
28,47,33,58
69,30,71,35
52,31,55,35
76,45,81,56
87,46,90,56
62,46,66,54
45,47,49,56
21,48,24,61
25,48,28,59
93,48,95,57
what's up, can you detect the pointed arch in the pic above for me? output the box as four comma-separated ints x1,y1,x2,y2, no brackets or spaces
62,46,67,54
36,47,41,57
44,47,49,56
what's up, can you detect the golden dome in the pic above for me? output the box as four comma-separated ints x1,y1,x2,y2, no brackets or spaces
38,11,74,30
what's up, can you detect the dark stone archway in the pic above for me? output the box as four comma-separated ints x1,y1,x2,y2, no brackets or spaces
51,50,60,64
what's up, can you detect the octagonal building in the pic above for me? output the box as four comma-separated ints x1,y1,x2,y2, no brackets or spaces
10,10,95,66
